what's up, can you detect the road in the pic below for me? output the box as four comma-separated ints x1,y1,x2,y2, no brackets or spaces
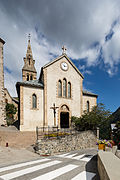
0,148,99,180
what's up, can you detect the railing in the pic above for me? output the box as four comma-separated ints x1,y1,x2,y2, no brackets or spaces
36,126,78,141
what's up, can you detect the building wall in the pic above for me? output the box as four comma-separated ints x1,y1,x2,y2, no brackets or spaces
4,89,12,104
19,55,97,131
43,56,83,127
0,38,6,125
82,95,97,113
20,86,44,131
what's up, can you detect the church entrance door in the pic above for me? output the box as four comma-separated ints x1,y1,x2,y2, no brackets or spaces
60,112,69,128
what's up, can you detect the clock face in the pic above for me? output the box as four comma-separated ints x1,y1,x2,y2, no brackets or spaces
61,62,68,71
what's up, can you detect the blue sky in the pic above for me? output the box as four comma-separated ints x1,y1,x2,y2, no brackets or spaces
72,58,120,112
0,0,120,112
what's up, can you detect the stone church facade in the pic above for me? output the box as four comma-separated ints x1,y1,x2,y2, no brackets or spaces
16,39,98,131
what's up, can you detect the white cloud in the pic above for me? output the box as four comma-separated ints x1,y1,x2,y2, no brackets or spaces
79,65,92,75
1,0,120,95
102,19,120,75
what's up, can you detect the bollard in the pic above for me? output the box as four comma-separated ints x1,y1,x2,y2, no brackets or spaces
6,142,8,147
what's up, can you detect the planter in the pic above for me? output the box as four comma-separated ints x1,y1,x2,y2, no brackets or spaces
98,144,105,151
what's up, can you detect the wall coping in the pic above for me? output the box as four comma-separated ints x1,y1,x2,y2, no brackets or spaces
98,151,120,180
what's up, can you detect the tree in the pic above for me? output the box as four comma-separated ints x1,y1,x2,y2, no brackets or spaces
71,103,111,139
108,107,120,124
6,103,17,126
112,120,120,146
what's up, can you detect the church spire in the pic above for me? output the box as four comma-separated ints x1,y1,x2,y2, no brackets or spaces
26,33,33,58
22,34,37,81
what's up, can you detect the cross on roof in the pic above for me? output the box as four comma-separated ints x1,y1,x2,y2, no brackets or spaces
62,46,67,54
28,33,31,42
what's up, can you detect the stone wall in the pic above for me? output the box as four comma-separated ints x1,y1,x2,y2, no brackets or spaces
98,151,120,180
35,130,96,155
0,38,6,125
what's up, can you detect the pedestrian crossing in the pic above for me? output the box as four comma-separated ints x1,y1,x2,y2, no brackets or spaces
0,158,50,173
56,152,93,162
32,164,78,180
71,171,96,180
0,152,96,180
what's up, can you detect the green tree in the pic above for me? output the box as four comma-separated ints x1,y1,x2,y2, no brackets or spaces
6,103,17,126
112,120,120,145
71,103,111,139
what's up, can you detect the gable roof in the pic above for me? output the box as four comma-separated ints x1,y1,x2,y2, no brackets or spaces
42,54,84,79
16,80,43,88
83,90,98,97
0,38,5,44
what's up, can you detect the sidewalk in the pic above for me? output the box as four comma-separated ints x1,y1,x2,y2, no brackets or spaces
0,126,41,167
0,146,40,167
0,126,36,148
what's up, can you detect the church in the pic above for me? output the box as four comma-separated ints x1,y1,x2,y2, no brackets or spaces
16,38,98,131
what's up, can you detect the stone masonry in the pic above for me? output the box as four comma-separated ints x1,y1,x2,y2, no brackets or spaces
35,130,97,155
0,38,6,126
22,37,37,81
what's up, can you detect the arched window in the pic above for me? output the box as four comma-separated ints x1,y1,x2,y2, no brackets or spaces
27,74,29,81
63,78,67,97
32,94,37,109
58,80,62,97
68,82,71,98
87,101,90,113
30,74,33,80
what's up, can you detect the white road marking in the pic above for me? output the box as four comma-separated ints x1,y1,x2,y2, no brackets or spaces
65,153,78,158
0,158,50,173
56,153,93,162
32,164,78,180
56,152,70,157
0,160,61,180
72,154,85,160
80,156,93,162
71,171,96,180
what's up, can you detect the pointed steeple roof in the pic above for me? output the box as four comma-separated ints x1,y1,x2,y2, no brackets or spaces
26,34,33,58
22,34,37,81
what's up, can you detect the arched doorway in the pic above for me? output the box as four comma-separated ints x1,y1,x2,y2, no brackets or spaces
59,104,70,128
60,112,69,128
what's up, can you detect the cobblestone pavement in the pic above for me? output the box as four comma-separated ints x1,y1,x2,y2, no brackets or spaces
0,147,100,180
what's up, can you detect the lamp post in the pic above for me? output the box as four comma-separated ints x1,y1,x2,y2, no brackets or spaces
50,103,59,127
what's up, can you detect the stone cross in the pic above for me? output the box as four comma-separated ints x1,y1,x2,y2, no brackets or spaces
28,33,31,42
50,103,59,127
62,46,67,54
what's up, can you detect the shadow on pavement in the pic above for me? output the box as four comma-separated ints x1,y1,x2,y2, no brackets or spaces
85,155,100,180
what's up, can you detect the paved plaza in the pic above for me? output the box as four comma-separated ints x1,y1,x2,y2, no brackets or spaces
0,147,99,180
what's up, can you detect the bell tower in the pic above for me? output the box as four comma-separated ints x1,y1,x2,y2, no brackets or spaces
22,34,37,81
